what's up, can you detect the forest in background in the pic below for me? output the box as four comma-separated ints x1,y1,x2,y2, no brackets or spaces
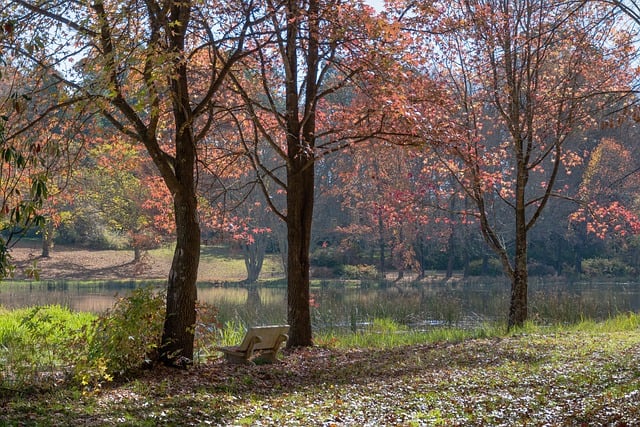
13,118,640,284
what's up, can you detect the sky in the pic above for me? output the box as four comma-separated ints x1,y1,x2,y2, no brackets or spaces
366,0,385,12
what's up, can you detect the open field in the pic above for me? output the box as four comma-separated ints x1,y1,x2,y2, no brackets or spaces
1,318,640,426
8,243,284,283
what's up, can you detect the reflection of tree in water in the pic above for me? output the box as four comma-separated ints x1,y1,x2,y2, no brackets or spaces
245,286,262,308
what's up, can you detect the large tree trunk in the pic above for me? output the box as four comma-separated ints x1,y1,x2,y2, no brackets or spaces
509,261,528,328
508,216,529,328
509,227,529,327
160,189,200,366
286,165,314,347
282,0,316,348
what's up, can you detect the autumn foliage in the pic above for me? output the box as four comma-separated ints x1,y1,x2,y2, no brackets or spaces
3,0,640,354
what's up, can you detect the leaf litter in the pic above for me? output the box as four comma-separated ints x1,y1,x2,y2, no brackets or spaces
2,329,640,426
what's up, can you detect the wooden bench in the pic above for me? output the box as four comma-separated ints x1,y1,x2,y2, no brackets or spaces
218,325,289,364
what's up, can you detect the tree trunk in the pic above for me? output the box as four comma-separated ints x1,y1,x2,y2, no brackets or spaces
446,197,456,279
286,165,314,347
282,0,317,348
159,4,200,365
160,190,200,366
377,210,386,279
41,219,53,258
242,235,266,284
445,232,455,279
509,164,529,329
509,262,528,328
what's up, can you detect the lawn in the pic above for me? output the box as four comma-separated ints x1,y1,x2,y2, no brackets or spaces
2,317,639,426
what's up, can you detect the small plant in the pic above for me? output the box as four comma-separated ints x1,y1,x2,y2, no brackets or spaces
216,319,247,348
369,317,403,334
193,300,221,363
75,287,165,388
338,264,378,280
581,257,635,277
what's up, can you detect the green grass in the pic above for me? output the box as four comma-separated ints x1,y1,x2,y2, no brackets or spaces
0,306,95,391
149,244,284,283
315,317,504,349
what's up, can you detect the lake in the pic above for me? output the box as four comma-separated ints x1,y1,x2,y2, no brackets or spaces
2,279,640,330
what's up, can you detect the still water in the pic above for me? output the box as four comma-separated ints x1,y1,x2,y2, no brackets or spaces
2,280,640,330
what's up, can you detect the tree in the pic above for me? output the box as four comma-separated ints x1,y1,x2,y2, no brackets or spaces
570,137,640,244
407,0,636,327
0,39,77,277
7,0,265,366
227,0,409,346
77,137,173,261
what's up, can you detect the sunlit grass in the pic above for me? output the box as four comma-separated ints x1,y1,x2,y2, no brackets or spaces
148,244,284,283
313,312,640,350
315,319,505,349
0,306,95,390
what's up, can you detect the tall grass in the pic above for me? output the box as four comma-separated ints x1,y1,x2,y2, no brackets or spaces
315,317,505,349
313,312,640,349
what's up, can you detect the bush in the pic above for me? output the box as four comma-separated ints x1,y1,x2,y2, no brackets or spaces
0,306,94,391
311,247,342,268
338,264,378,280
466,258,503,276
75,287,165,387
581,258,635,278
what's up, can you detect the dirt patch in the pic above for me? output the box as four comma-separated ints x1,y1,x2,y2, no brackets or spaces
8,243,169,281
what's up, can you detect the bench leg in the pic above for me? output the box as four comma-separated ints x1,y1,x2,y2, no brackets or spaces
254,351,277,364
254,333,288,364
223,352,252,365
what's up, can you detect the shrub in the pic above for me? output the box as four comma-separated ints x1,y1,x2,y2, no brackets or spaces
466,258,503,276
75,287,165,387
0,306,93,391
311,247,342,268
581,258,635,278
338,264,378,280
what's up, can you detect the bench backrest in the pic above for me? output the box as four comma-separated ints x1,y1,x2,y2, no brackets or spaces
237,325,289,351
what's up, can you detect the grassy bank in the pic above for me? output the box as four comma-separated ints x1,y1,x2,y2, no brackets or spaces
1,313,639,425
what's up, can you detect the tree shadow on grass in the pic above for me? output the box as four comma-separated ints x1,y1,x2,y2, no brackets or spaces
0,335,609,426
95,338,555,424
177,336,555,401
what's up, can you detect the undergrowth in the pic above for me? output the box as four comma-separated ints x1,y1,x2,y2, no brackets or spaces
1,297,639,396
4,312,640,426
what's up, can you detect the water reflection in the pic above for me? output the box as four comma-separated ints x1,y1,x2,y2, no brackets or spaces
2,280,640,330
